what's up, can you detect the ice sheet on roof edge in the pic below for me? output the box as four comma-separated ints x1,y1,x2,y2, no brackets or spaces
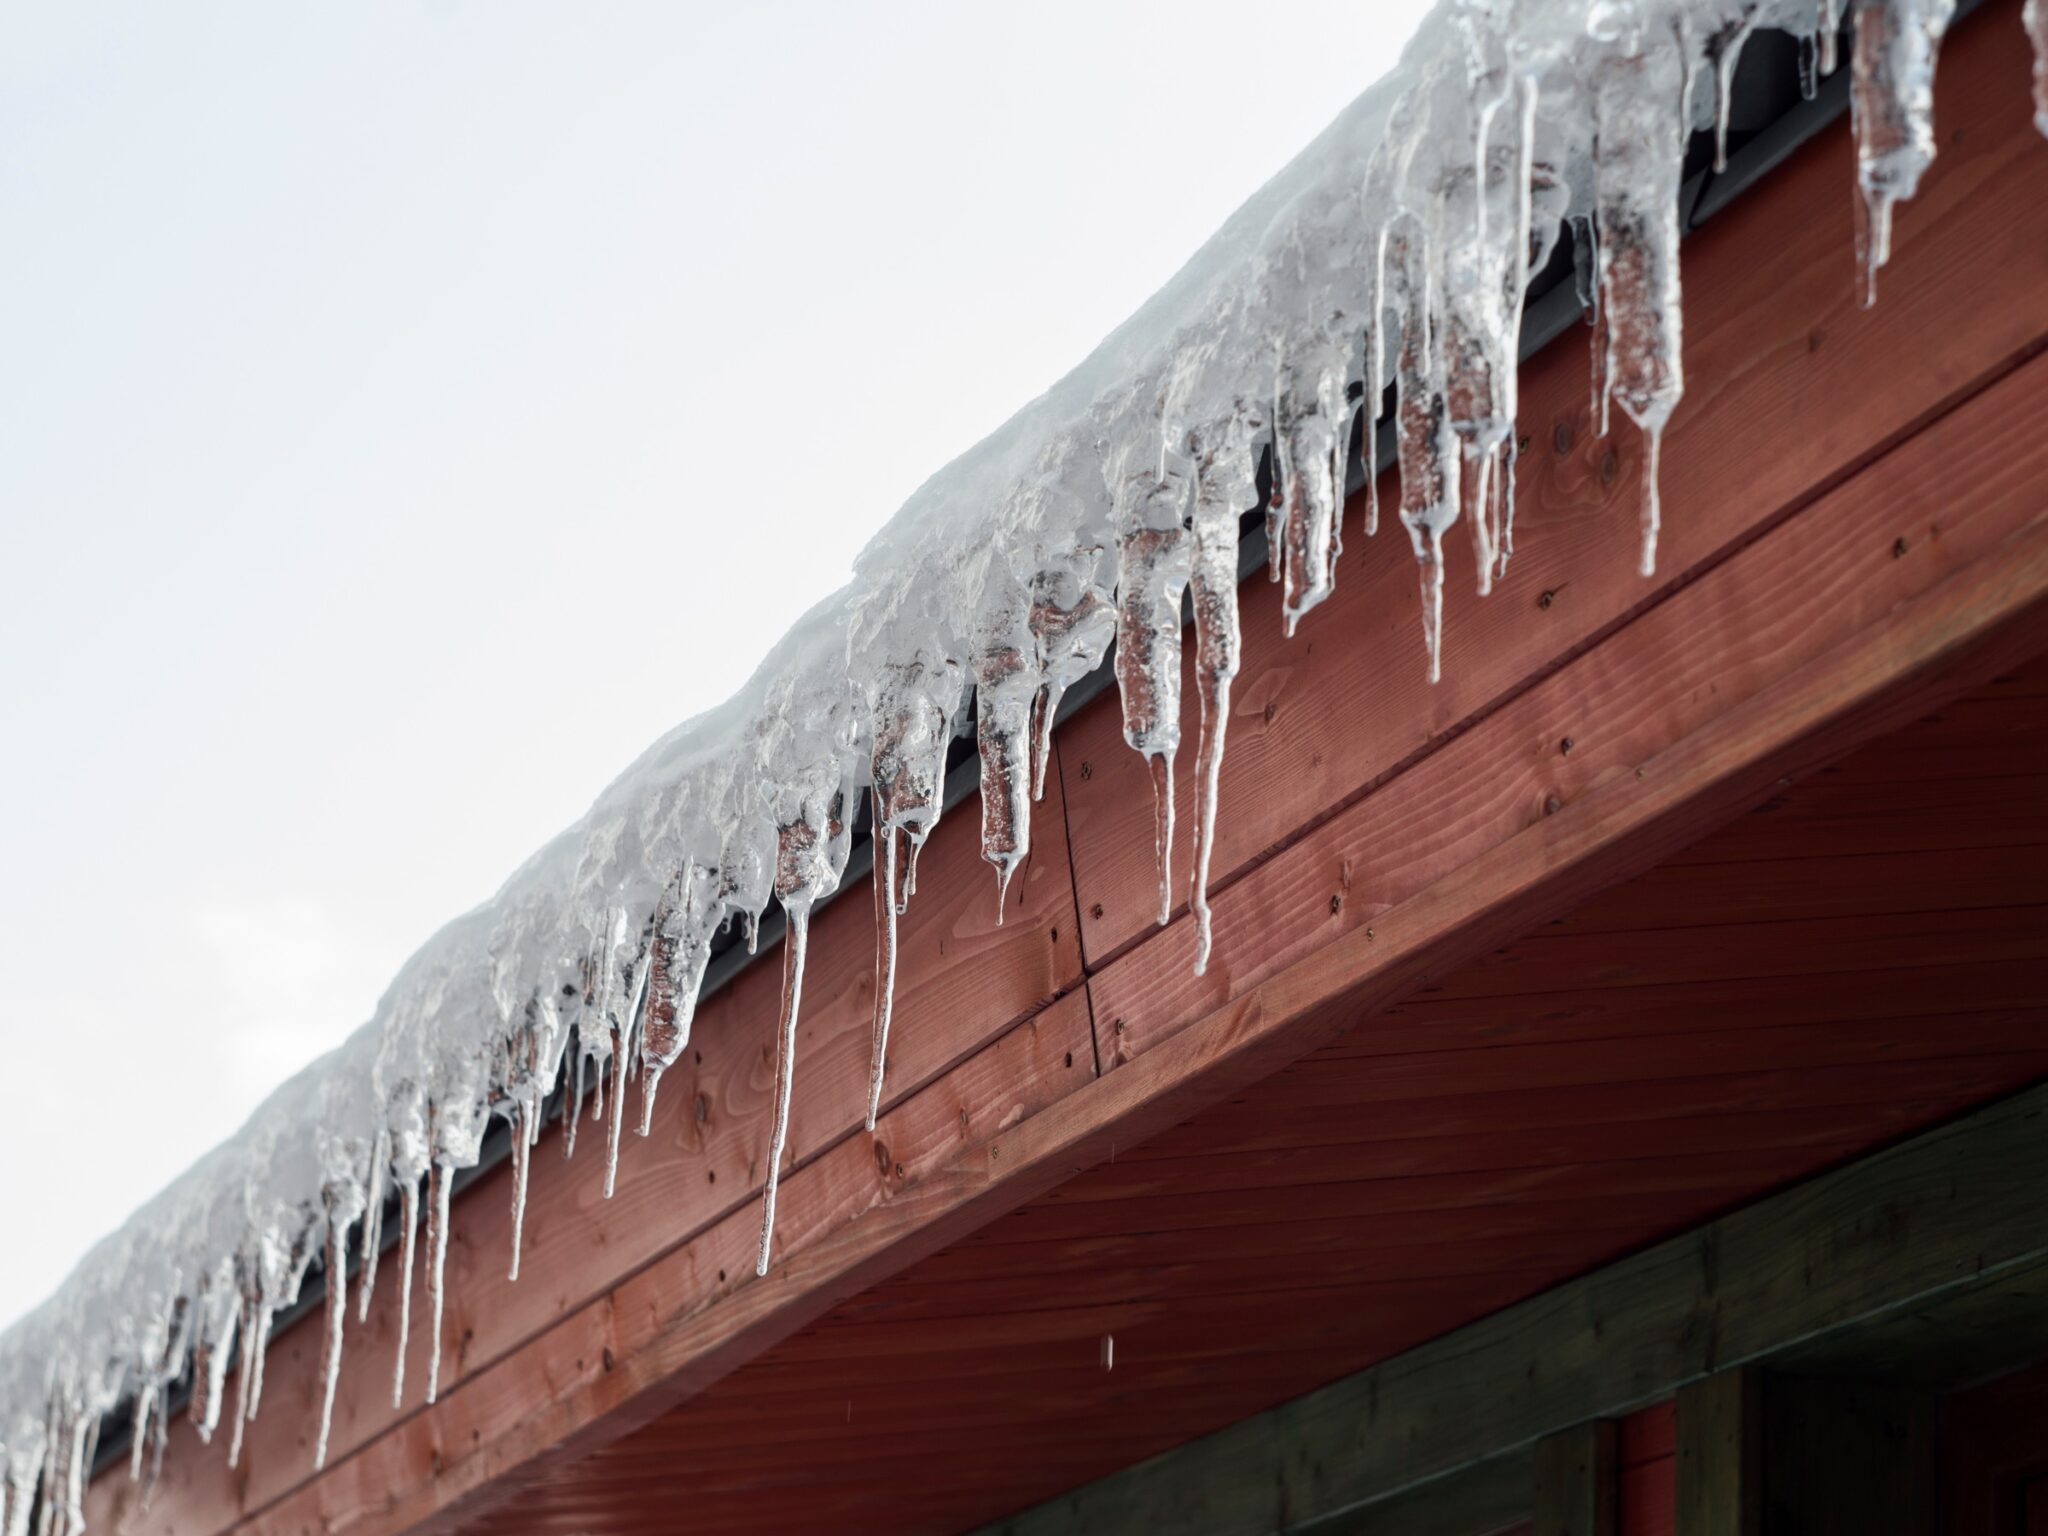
3,0,2035,1524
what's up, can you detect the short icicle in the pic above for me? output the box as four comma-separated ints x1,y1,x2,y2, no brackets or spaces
1713,9,1761,173
1849,0,1957,307
975,640,1035,922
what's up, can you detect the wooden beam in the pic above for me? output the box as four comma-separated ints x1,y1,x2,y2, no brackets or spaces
975,1082,2048,1535
1307,1451,1533,1536
1536,1421,1618,1536
1675,1372,1759,1536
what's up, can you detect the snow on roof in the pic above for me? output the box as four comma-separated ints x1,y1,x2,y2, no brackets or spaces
5,0,2039,1526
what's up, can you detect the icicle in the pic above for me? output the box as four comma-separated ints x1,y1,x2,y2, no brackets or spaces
424,1158,451,1405
1442,61,1534,601
1390,218,1459,682
1820,0,1847,76
1572,214,1611,436
193,1269,237,1444
1186,409,1254,974
859,657,957,1126
563,1044,585,1162
903,835,924,901
358,1128,388,1323
1110,447,1192,925
1495,77,1540,583
1022,558,1114,800
314,1197,347,1471
55,1405,89,1536
975,640,1034,920
225,1295,255,1469
755,759,853,1276
637,885,683,1136
2028,0,2048,136
1365,238,1388,540
145,1380,171,1501
1850,0,1957,307
598,905,650,1199
756,901,808,1278
603,1021,628,1200
508,1101,531,1282
866,816,903,1131
1273,363,1345,633
753,741,847,1269
1592,30,1687,576
391,1172,420,1409
1713,10,1761,173
1028,686,1054,801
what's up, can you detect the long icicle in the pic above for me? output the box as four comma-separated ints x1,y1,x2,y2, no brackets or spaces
314,1200,347,1471
424,1157,451,1405
357,1128,388,1324
865,816,902,1131
1187,484,1241,975
391,1172,419,1409
756,902,810,1276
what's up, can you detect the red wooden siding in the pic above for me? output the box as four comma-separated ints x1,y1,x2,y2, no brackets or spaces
1620,1403,1677,1536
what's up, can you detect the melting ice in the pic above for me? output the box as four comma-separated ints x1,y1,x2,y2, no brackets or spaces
3,0,2036,1526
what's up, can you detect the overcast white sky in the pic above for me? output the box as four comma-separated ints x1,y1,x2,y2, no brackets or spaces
0,1,1431,1331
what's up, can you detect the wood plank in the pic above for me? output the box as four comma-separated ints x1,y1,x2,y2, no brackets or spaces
1059,0,2048,965
1620,1456,1675,1536
1090,340,2048,1073
1318,958,2048,1059
1535,1421,1617,1536
1309,1452,1533,1536
1416,906,2048,1002
978,1080,2048,1536
1661,774,2048,865
1675,1371,1759,1536
1096,1049,2048,1168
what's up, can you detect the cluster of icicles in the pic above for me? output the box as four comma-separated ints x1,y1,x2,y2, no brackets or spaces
7,0,2046,1529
